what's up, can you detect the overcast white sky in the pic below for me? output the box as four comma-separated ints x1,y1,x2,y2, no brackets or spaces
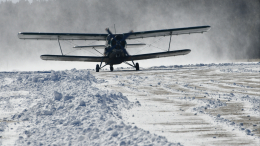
1,0,259,71
0,0,32,3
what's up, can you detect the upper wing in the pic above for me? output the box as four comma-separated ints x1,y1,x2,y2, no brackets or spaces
18,32,108,40
18,26,210,40
124,49,191,61
40,55,109,62
126,26,210,40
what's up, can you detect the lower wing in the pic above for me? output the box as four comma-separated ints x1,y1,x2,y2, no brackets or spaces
124,49,191,61
40,49,190,62
40,55,109,62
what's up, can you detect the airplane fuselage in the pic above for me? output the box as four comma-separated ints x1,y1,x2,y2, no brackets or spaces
104,35,127,65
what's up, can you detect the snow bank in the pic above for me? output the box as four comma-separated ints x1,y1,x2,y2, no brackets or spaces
0,69,177,146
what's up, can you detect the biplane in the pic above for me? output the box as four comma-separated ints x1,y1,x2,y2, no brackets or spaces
18,25,210,72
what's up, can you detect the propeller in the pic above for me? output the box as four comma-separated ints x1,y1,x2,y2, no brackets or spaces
105,28,116,40
105,28,133,56
122,30,133,41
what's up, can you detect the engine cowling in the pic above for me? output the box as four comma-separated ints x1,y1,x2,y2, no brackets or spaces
111,35,126,49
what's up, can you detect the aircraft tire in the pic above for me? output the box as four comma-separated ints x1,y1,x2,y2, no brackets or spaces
110,66,114,71
136,63,139,71
96,64,99,72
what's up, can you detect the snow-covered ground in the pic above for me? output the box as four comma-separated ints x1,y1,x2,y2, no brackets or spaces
94,62,260,146
0,69,177,146
0,62,259,146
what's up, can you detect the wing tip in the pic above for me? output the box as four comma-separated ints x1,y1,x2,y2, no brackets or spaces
18,32,23,39
205,25,211,31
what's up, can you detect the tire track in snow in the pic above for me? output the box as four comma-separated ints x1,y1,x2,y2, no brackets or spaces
95,63,260,146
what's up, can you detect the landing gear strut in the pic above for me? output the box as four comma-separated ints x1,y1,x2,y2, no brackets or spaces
96,64,99,72
123,61,140,71
110,65,114,71
136,63,139,71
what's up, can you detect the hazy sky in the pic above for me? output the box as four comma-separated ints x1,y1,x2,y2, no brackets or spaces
0,0,32,2
1,0,259,71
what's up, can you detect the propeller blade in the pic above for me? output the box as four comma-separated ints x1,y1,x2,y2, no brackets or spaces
106,28,116,41
122,30,133,41
106,28,113,35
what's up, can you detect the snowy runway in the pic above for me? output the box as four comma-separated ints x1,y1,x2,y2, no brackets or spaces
95,62,260,146
0,62,259,146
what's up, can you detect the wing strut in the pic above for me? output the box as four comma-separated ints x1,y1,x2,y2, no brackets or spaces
124,61,135,67
168,32,172,52
92,47,103,55
58,37,63,55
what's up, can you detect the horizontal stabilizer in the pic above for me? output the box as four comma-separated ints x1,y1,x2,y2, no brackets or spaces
73,45,105,49
127,43,146,48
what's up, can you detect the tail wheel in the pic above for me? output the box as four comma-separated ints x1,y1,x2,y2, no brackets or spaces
96,64,99,72
110,66,114,71
136,63,139,71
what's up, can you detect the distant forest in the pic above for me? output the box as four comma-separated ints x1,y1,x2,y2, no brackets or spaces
0,0,259,60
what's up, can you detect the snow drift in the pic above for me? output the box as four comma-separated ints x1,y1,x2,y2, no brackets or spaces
0,69,178,145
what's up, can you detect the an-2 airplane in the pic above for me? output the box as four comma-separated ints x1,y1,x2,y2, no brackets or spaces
18,25,210,72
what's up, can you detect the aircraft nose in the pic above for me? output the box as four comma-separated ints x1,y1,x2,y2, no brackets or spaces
116,41,121,45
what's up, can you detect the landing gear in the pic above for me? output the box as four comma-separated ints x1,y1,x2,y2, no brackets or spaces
136,63,139,71
123,61,140,71
96,64,99,72
110,65,114,71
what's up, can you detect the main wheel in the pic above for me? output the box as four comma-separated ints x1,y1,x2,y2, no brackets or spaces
96,64,99,72
110,66,114,71
136,63,139,71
